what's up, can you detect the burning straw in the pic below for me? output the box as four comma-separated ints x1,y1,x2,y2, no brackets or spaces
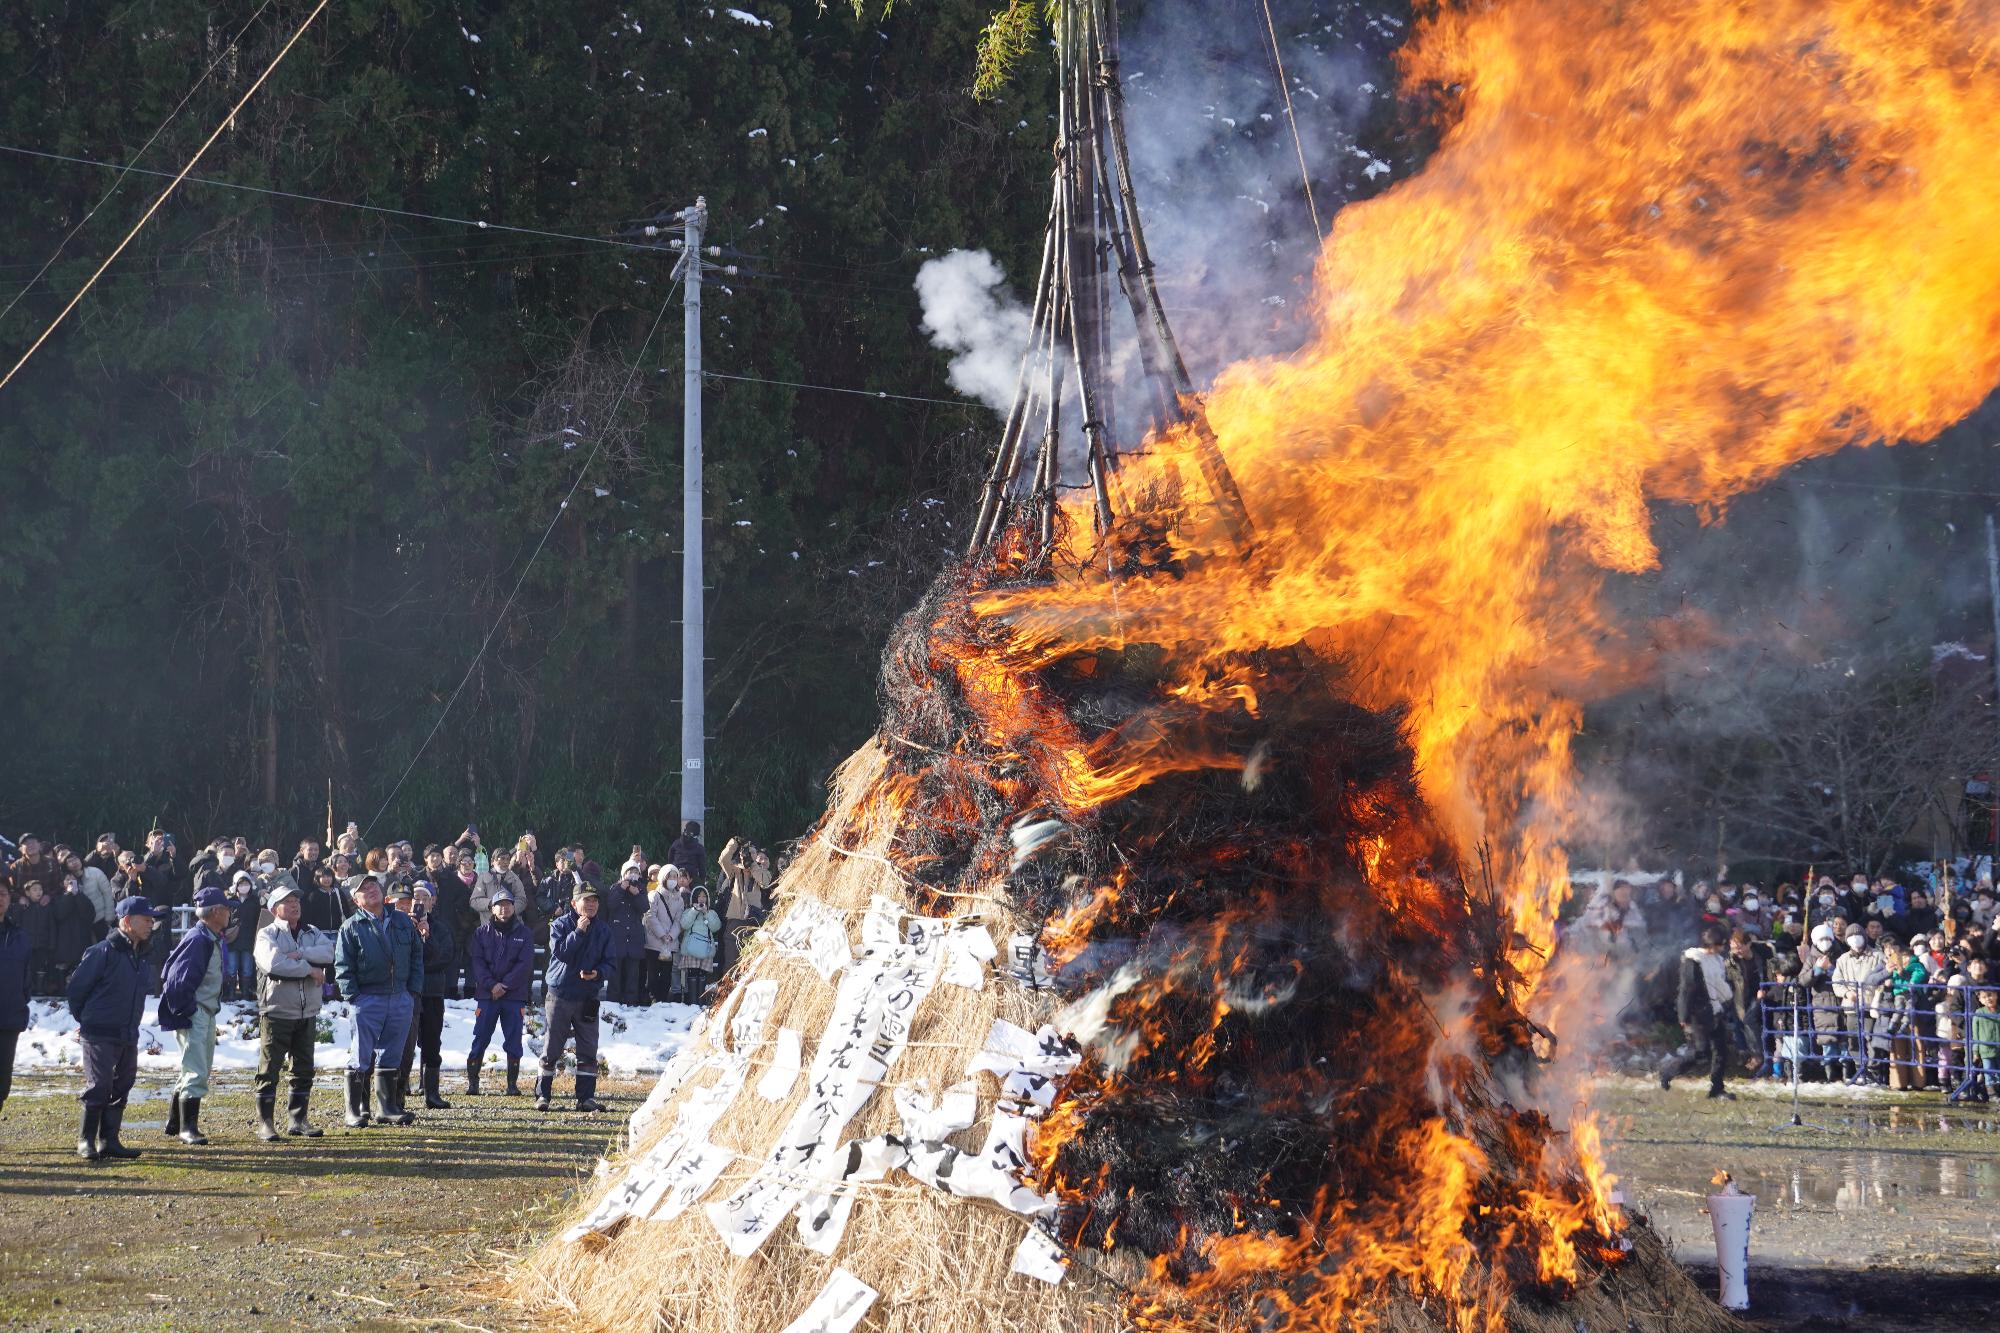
518,0,2000,1327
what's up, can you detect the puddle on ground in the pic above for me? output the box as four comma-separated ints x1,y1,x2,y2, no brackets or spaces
1725,1152,2000,1210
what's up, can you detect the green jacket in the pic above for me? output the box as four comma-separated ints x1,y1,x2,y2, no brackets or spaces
1970,1007,2000,1060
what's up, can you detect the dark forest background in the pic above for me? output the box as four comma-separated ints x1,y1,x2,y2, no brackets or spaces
1,0,1994,874
0,0,1429,855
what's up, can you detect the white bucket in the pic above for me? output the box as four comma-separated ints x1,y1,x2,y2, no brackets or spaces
1706,1189,1756,1310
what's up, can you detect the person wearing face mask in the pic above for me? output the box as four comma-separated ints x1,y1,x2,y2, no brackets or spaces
222,871,266,1001
1732,889,1768,936
1699,890,1729,933
1833,929,1888,1084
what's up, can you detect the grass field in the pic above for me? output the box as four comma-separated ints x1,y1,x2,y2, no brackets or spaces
0,1068,640,1331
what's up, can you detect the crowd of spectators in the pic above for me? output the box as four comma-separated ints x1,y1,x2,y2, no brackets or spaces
1566,862,2000,1099
0,822,779,1006
0,820,782,1124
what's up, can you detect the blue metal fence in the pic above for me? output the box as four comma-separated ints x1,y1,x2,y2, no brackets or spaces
1758,978,2000,1101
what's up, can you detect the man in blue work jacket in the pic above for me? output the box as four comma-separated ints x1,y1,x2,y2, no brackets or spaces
538,882,611,1113
334,874,422,1128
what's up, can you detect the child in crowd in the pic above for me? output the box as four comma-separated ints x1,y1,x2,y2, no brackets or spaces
1969,985,2000,1103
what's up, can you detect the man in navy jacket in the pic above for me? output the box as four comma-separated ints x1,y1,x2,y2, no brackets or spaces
66,896,163,1161
538,882,611,1112
157,886,232,1144
466,887,533,1097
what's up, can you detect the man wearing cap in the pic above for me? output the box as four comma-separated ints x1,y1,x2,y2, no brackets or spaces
334,875,423,1127
391,882,457,1111
467,886,533,1096
157,886,233,1144
252,882,337,1140
537,882,612,1112
65,896,160,1160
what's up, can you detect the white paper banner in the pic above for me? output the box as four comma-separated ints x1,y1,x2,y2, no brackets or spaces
644,1139,736,1223
756,1026,804,1102
770,897,853,980
727,978,780,1053
572,984,780,1242
942,922,998,989
796,1134,909,1255
894,1080,979,1143
1005,933,1056,990
1011,1220,1069,1285
629,1034,710,1141
778,1266,880,1333
707,905,951,1258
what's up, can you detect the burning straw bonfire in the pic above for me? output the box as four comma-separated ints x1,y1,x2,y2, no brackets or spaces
519,0,2000,1328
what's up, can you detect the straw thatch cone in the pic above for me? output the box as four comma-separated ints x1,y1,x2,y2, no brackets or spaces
515,740,1744,1333
515,742,1126,1331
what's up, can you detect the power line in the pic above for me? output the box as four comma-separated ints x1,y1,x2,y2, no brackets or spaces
0,0,333,393
362,274,683,841
0,0,276,328
703,369,977,407
0,143,677,257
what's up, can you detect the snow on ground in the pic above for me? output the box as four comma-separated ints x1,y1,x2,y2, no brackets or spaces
11,997,703,1076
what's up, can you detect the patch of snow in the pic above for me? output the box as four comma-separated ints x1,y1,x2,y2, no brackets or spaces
723,7,772,28
10,997,703,1077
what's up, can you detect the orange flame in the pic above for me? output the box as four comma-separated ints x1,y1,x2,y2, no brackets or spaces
980,0,2000,1002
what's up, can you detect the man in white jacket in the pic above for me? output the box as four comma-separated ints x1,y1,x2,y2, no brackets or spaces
1658,925,1735,1099
253,884,337,1140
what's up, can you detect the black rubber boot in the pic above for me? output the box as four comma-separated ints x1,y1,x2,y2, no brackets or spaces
77,1107,103,1162
344,1071,373,1128
534,1072,553,1111
177,1096,209,1145
505,1059,522,1096
287,1087,324,1137
99,1105,142,1159
575,1073,604,1113
377,1071,414,1126
422,1061,452,1110
163,1091,182,1137
256,1092,281,1142
464,1059,482,1096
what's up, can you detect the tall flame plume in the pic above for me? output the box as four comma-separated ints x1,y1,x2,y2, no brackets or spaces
983,0,2000,990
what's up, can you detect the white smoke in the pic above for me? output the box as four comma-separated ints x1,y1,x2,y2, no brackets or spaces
914,249,1033,414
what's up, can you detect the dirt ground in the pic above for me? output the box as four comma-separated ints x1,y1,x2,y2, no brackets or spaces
0,1067,641,1332
1596,1076,2000,1330
5,1067,1998,1330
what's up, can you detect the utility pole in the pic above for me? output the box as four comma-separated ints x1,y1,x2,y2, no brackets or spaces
1986,514,2000,863
678,197,707,830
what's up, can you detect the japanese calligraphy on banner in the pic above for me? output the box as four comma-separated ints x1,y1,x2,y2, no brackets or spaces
769,897,853,981
1005,933,1056,990
966,1018,1081,1104
777,1267,879,1333
706,897,951,1258
567,981,780,1243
